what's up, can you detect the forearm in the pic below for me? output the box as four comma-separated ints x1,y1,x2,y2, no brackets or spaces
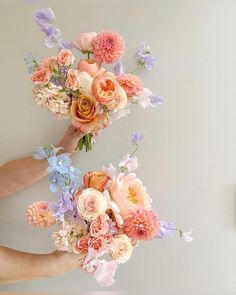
0,246,56,284
0,157,48,198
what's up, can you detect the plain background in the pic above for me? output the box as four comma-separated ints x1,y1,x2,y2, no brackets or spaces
0,0,236,294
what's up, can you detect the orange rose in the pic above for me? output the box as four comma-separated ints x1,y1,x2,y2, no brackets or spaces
66,69,80,90
84,171,110,192
71,93,108,132
92,72,119,104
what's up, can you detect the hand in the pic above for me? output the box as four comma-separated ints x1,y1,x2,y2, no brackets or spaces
57,125,85,153
47,250,85,277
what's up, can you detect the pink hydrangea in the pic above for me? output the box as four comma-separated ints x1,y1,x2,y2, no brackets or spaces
92,31,125,64
26,201,54,228
124,208,160,240
117,73,143,97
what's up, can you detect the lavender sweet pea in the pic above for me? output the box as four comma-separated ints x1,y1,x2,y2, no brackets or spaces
34,7,55,26
130,132,144,145
135,42,156,70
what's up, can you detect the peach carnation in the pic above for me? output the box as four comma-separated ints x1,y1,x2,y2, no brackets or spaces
92,31,125,64
26,201,54,228
124,208,160,241
117,74,143,97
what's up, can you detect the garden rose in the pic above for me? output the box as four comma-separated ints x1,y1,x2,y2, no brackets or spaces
74,237,89,253
84,171,110,192
117,73,143,97
76,188,108,221
89,236,106,252
109,234,133,264
31,67,51,85
66,69,80,90
41,56,58,72
71,93,108,132
90,213,109,237
58,49,75,66
73,32,97,53
77,59,100,77
107,85,127,110
92,72,119,104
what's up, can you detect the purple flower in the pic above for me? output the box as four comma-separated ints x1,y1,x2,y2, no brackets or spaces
150,93,165,106
113,61,125,75
50,75,65,87
58,40,74,50
130,132,144,145
24,53,37,74
34,7,55,26
50,192,74,221
157,220,177,239
135,42,156,70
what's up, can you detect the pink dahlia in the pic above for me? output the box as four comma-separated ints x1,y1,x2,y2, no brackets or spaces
92,31,125,64
117,74,143,97
26,201,54,228
124,208,160,240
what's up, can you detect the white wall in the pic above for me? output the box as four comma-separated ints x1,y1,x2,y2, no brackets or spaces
0,0,235,294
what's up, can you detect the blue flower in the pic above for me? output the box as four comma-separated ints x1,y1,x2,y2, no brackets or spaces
47,153,72,174
33,145,62,160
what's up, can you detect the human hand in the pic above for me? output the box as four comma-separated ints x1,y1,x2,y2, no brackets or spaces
47,250,85,277
57,125,85,153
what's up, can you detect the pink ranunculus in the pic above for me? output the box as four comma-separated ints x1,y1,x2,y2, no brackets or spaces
31,67,51,85
117,73,143,97
92,72,119,104
92,30,125,64
89,236,106,252
66,69,80,90
58,49,75,66
90,213,110,238
74,237,89,254
41,56,58,72
124,208,160,241
109,173,152,218
73,32,97,53
77,59,100,77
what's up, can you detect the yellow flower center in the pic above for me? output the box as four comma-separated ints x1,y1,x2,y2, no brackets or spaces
127,188,138,204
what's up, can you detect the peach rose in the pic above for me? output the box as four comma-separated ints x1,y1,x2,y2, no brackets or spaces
107,85,127,110
73,32,97,53
58,49,75,66
76,188,108,221
66,69,80,90
109,234,133,264
77,59,100,77
71,93,108,132
109,174,152,218
31,67,51,85
84,171,110,192
92,72,119,104
89,236,106,252
90,213,110,237
74,237,89,254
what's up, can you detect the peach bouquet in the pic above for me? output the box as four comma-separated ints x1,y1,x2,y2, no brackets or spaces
26,134,192,287
25,7,164,151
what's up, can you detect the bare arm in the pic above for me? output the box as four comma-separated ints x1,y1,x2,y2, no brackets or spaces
0,125,84,198
0,246,84,284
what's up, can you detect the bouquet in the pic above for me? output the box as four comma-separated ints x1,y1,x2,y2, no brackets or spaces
26,133,192,287
25,7,164,151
